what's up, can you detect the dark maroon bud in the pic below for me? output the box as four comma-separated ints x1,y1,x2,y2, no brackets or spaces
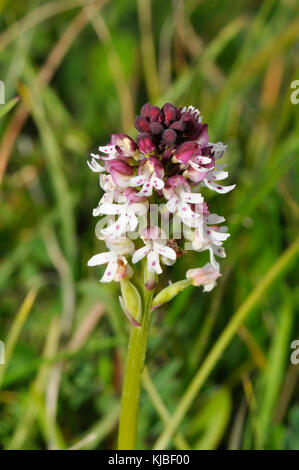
162,129,177,145
137,132,156,154
169,119,186,132
149,106,163,122
134,116,151,133
140,102,153,119
150,121,164,135
162,103,178,124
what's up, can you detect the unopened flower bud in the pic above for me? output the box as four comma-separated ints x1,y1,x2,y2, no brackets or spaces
186,263,221,292
162,129,177,146
134,116,151,133
162,103,178,124
140,102,153,119
150,122,164,135
137,132,156,154
149,106,163,122
152,279,191,308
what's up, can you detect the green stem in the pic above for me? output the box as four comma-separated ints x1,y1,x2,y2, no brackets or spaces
118,285,153,450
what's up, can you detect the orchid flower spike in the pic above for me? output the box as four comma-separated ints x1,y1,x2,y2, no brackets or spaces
87,102,235,303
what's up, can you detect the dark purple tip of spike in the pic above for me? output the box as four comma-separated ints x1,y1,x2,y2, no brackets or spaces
134,116,151,132
162,129,177,145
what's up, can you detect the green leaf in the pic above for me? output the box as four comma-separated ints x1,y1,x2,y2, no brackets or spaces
0,96,19,119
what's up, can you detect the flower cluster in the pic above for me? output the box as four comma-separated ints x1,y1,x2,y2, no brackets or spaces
87,103,235,291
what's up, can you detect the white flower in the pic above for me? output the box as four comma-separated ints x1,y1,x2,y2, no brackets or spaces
164,185,203,227
87,154,105,173
210,141,227,160
100,174,115,193
87,238,134,282
132,230,176,274
98,196,148,238
186,212,229,268
186,263,221,292
130,159,164,196
201,164,235,194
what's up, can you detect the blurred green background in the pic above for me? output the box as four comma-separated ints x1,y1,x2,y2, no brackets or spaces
0,0,299,450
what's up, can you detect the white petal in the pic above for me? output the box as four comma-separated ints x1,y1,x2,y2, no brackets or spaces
157,244,176,260
182,191,203,204
208,246,219,269
166,196,178,213
203,281,216,292
101,260,118,282
128,212,138,232
139,181,153,196
213,245,226,258
207,214,225,224
210,170,229,181
132,244,151,264
194,156,212,165
131,202,149,216
204,178,235,193
178,202,201,227
92,205,102,217
98,203,123,215
151,176,164,190
207,228,230,245
98,144,116,154
147,250,162,274
129,175,146,187
101,214,128,237
87,252,114,266
87,158,105,173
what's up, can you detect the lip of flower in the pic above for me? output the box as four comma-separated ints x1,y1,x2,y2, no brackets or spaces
210,141,228,159
163,179,203,227
98,197,149,238
129,157,164,196
87,252,131,283
184,157,235,192
100,174,116,193
132,227,177,274
187,213,229,268
186,263,221,292
202,165,236,193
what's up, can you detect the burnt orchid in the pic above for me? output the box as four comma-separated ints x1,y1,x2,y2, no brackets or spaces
87,102,235,449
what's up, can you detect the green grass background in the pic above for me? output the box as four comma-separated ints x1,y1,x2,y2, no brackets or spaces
0,0,298,450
